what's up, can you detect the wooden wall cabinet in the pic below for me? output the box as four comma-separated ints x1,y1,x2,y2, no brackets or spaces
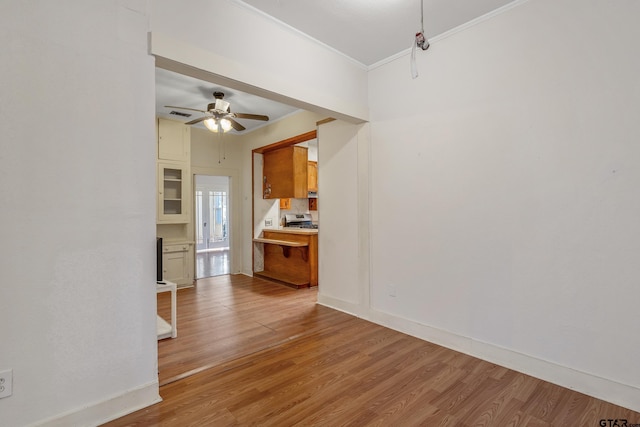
263,146,308,199
307,161,318,193
279,198,291,210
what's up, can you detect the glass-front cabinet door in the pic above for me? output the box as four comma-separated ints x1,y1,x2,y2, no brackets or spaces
157,161,189,223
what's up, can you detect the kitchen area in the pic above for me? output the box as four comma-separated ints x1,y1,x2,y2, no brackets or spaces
252,132,319,288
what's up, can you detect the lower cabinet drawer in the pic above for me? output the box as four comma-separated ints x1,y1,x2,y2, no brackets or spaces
164,244,188,253
161,242,191,285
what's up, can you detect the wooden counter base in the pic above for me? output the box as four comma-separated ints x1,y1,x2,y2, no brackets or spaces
253,271,309,289
254,229,318,288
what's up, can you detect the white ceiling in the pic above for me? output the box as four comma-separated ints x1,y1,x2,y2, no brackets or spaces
238,0,517,66
156,0,518,133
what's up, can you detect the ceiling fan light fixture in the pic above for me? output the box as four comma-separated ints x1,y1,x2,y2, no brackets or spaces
220,118,232,132
203,117,233,133
204,117,219,132
169,91,261,134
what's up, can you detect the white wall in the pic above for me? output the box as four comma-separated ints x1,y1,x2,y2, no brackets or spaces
307,139,318,162
252,152,280,236
0,2,159,426
191,127,243,171
368,0,640,411
317,121,370,312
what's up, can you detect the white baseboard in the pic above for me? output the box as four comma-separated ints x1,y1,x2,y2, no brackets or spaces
31,381,161,427
316,294,361,317
318,296,640,414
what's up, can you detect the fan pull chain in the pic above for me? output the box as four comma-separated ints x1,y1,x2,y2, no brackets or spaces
411,0,430,79
218,126,223,164
223,134,227,161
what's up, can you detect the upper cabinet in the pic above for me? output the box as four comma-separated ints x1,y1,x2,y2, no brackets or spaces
157,161,189,223
157,118,190,223
158,118,190,162
307,161,318,193
263,146,308,199
279,198,291,210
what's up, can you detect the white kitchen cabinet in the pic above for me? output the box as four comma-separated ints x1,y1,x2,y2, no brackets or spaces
162,242,192,286
156,118,191,224
156,118,193,287
158,118,190,162
157,161,190,223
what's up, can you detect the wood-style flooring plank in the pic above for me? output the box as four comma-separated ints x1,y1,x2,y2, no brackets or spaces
104,274,640,426
154,274,353,386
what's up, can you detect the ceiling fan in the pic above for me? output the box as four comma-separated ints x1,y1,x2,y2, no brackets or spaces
165,91,269,132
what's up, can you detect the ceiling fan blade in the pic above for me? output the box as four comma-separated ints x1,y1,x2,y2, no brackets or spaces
227,118,246,131
164,105,207,113
233,113,269,121
185,116,207,125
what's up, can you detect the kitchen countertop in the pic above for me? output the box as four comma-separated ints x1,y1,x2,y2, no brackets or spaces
264,227,318,235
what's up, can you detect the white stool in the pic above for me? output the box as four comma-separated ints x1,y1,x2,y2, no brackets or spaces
156,281,177,339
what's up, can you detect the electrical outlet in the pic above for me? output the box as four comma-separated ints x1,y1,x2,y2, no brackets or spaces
0,369,13,399
265,218,273,227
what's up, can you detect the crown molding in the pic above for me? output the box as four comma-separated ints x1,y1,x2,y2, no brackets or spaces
228,0,369,70
368,0,531,71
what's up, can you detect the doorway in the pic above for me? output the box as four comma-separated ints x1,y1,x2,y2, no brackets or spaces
195,174,230,278
251,131,320,287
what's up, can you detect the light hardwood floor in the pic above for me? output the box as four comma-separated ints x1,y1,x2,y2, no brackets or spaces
104,275,640,426
196,248,230,278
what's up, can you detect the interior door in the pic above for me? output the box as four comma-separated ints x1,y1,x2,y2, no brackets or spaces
195,189,209,252
195,175,230,252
